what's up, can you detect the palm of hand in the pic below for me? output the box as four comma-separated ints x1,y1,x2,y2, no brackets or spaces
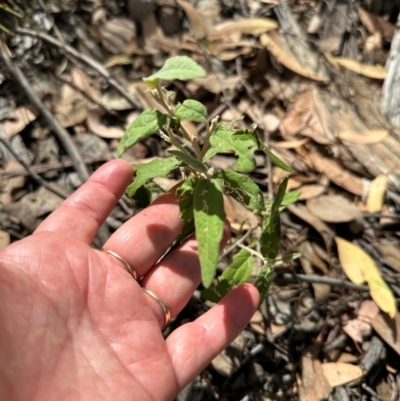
0,160,258,401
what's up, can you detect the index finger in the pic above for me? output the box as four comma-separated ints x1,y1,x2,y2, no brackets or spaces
35,160,133,243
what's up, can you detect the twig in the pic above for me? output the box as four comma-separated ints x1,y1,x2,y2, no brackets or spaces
0,43,90,184
0,137,69,199
16,27,143,111
220,227,257,259
276,273,369,291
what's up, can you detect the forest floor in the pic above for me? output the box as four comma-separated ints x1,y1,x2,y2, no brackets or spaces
1,1,400,400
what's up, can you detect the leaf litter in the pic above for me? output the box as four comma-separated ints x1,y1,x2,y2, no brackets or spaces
1,0,400,400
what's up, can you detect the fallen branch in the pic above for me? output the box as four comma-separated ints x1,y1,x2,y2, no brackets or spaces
0,137,69,199
16,27,143,111
0,42,90,184
276,272,369,291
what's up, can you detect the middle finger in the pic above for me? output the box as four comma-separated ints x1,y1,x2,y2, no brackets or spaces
103,193,184,278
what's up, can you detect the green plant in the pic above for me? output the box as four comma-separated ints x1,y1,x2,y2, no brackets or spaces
118,56,300,303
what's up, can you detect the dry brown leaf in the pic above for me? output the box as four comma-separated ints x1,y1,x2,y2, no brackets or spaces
104,55,133,68
371,312,400,356
322,362,364,387
376,244,400,273
209,18,278,41
300,255,330,303
325,53,387,79
0,230,10,250
335,237,397,318
366,175,388,213
298,184,326,200
358,6,395,42
288,204,334,251
87,109,124,139
260,34,329,82
296,145,363,196
343,300,379,343
54,69,92,128
99,18,137,55
274,138,310,149
224,194,259,232
177,0,213,39
188,75,240,94
210,41,256,61
336,129,388,144
307,195,362,223
0,159,25,205
298,345,331,401
3,106,38,139
279,89,334,145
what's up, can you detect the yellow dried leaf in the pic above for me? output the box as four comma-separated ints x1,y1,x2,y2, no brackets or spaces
261,34,329,82
335,237,365,285
322,362,364,387
325,53,387,79
336,237,397,318
209,18,278,40
367,175,388,213
367,276,397,318
337,129,388,144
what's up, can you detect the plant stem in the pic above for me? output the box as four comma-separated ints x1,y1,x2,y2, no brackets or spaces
201,117,219,158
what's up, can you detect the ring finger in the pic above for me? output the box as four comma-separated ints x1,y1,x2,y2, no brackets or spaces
141,223,231,329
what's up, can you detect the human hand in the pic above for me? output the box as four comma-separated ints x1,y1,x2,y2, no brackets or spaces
0,160,259,401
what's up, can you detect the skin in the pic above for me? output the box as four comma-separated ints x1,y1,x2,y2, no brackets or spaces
0,159,259,401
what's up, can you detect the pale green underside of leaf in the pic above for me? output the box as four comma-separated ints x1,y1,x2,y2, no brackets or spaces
118,109,167,156
194,179,226,288
144,56,207,83
204,128,257,173
202,250,253,302
214,170,265,212
260,177,288,260
255,264,273,305
126,156,181,197
168,150,208,174
175,99,207,123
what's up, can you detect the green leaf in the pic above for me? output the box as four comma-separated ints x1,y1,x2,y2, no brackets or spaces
130,185,152,209
118,109,167,156
260,177,288,260
259,142,294,173
194,179,226,288
174,219,195,248
168,150,208,174
177,176,198,223
204,125,258,173
255,264,273,305
175,100,207,123
202,249,253,303
144,56,206,84
281,190,301,207
126,156,181,197
214,170,265,212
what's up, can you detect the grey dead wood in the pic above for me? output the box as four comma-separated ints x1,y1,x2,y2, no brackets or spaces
381,13,400,127
360,335,385,374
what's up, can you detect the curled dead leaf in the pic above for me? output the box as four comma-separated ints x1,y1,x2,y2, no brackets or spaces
325,52,387,79
336,129,388,145
307,195,362,223
260,34,329,82
3,106,38,139
209,18,278,41
87,109,125,139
